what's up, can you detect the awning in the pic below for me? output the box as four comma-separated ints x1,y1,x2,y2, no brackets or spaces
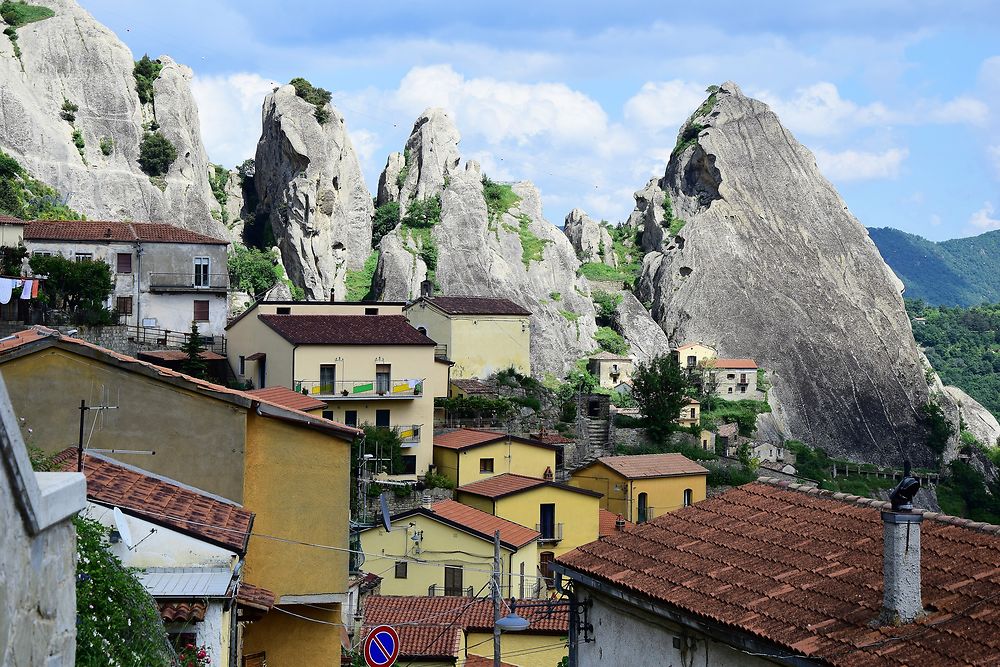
158,600,207,623
246,352,266,361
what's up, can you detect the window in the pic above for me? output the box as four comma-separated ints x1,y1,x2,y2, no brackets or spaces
740,386,747,393
417,327,427,335
193,299,210,322
740,373,748,384
116,253,132,273
637,492,649,523
376,364,391,394
345,410,358,428
686,355,697,367
194,257,210,287
320,364,336,394
539,503,555,539
689,408,696,418
479,458,494,473
400,455,416,475
394,561,407,579
727,387,733,394
322,410,333,420
375,409,390,428
539,551,555,583
276,306,291,315
727,373,736,380
74,252,92,262
683,489,693,507
32,251,51,257
239,355,245,375
169,633,198,653
444,565,464,596
115,296,133,315
364,307,379,315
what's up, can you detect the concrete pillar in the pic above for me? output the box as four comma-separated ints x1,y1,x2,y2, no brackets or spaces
880,511,923,624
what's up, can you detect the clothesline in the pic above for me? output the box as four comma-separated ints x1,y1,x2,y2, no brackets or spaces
0,277,40,304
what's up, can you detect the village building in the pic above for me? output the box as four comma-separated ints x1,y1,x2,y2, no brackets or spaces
0,326,359,666
448,377,497,399
706,357,760,398
676,396,701,428
673,342,717,369
554,479,1000,666
21,220,231,337
225,301,450,479
433,428,560,487
569,453,708,523
404,294,531,379
587,351,633,390
359,499,541,599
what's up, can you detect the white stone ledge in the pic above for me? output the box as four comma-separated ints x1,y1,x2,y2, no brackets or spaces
34,472,87,532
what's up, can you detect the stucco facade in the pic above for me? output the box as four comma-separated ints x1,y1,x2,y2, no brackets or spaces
589,353,633,390
569,462,707,523
433,438,557,488
711,364,762,400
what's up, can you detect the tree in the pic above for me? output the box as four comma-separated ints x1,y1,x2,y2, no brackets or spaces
631,353,690,442
138,132,177,177
372,201,400,248
919,401,954,457
179,321,208,379
228,244,279,296
28,254,113,321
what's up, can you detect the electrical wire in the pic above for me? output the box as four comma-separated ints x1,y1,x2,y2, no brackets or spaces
398,580,494,667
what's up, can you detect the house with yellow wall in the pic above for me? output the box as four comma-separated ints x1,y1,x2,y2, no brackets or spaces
588,351,633,390
455,473,601,582
433,429,559,488
673,342,717,370
404,295,531,379
226,301,451,479
359,499,540,599
0,326,359,667
569,453,708,523
676,397,701,428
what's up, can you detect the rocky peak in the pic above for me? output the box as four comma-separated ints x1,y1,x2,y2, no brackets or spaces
564,208,616,267
385,108,461,212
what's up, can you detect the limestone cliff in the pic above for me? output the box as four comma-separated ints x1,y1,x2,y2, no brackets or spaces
945,386,1000,450
564,208,616,267
634,82,951,466
0,0,224,237
254,84,373,300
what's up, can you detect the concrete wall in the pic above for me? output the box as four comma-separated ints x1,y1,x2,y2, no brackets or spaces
592,358,633,390
433,440,557,488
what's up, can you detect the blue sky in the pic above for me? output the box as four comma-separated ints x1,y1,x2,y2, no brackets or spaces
83,1,1000,240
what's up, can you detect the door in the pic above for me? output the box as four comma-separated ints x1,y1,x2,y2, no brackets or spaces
637,492,648,523
320,364,336,394
539,503,555,539
376,364,391,394
444,565,464,596
540,551,555,585
257,358,266,389
345,410,358,428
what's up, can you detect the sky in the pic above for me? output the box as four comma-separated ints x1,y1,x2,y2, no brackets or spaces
82,1,1000,241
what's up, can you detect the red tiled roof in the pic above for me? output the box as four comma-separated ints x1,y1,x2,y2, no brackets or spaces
427,499,539,548
450,378,496,396
458,473,601,500
236,582,275,611
360,624,462,660
137,350,226,362
364,595,568,637
0,214,25,225
0,327,47,353
598,509,632,537
557,481,1000,667
586,453,709,479
705,358,758,369
418,295,531,316
24,220,228,244
247,386,326,412
53,449,253,554
257,314,435,346
158,601,207,623
434,428,557,452
465,655,516,667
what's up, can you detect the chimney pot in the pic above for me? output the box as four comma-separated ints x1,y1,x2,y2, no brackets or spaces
615,516,626,531
421,494,433,509
880,510,923,624
419,280,433,298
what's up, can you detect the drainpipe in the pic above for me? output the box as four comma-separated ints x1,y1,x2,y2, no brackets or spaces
135,242,142,327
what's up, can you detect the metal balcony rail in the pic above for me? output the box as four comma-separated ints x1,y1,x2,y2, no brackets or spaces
392,424,422,445
148,272,229,290
126,324,226,354
294,378,424,399
535,523,563,543
427,584,474,597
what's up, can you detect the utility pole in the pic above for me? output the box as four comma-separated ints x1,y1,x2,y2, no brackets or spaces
493,529,501,667
76,399,86,472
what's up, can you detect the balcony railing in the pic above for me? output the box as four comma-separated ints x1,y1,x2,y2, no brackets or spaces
393,424,422,446
535,523,563,543
427,584,474,597
294,379,423,399
148,272,229,291
434,344,449,360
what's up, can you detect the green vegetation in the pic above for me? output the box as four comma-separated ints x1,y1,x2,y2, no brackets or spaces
700,398,771,437
671,87,718,157
578,262,633,284
631,354,691,442
482,175,521,221
75,516,174,666
937,460,1000,524
209,164,229,222
559,309,579,322
402,195,440,229
345,250,379,301
396,149,411,190
661,192,686,236
907,299,1000,419
919,400,955,457
401,196,442,287
228,244,280,296
549,291,561,302
60,98,78,122
606,222,642,286
705,464,757,487
592,290,621,322
871,227,1000,306
290,76,332,124
0,149,82,220
179,322,208,379
133,54,163,105
435,395,518,423
29,254,114,323
515,213,550,268
71,128,85,160
595,326,628,355
1,0,53,26
372,201,400,248
138,131,177,177
99,136,113,156
423,470,455,490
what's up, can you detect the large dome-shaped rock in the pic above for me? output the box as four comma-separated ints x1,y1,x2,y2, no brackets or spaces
944,386,1000,449
564,208,616,267
635,82,950,466
254,84,373,300
0,0,223,237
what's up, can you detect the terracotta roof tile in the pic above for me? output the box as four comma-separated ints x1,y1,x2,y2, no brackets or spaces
458,473,602,499
137,350,226,362
419,295,531,316
236,582,275,611
54,450,253,553
450,378,496,396
157,601,207,623
0,214,25,225
586,453,709,479
427,499,539,548
705,358,758,369
360,623,462,659
24,220,228,244
465,655,516,667
363,595,568,637
258,314,435,346
557,482,1000,667
246,386,327,412
598,509,632,537
434,428,558,451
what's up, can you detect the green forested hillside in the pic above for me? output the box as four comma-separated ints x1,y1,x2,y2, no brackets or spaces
870,227,1000,306
906,299,1000,417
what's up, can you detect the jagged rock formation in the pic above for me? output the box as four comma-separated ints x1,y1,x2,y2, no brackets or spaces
371,110,598,375
564,209,616,266
611,290,670,364
634,82,952,466
254,84,373,300
945,386,1000,449
221,168,247,239
0,0,223,237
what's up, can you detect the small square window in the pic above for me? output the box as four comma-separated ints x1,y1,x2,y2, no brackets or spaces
74,252,92,262
480,458,494,473
115,296,133,315
276,307,291,315
116,253,132,273
322,410,333,420
364,307,379,315
727,387,733,394
394,561,407,578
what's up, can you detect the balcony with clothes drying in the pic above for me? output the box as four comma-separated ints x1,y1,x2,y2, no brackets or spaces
294,378,424,400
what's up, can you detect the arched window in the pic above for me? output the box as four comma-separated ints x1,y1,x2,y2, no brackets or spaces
417,326,427,335
683,489,693,507
637,492,648,523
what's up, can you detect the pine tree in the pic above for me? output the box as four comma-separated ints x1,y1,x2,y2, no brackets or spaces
179,321,207,379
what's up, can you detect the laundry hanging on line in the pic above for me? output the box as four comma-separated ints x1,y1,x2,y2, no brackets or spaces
0,277,40,305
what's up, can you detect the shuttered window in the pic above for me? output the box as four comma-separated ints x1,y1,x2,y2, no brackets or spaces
193,300,210,322
116,253,132,273
115,296,133,315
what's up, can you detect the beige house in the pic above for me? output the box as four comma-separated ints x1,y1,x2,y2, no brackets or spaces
226,301,450,478
588,351,633,390
404,295,531,379
674,343,717,370
676,397,701,428
674,343,763,402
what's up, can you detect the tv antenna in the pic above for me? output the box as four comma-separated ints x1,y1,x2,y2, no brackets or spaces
76,392,155,472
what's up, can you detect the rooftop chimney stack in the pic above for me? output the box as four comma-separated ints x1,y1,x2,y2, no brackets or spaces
420,280,433,298
615,516,626,532
880,461,924,625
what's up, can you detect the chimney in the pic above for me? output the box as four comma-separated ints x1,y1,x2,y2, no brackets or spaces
880,462,923,624
419,280,433,298
421,494,433,510
615,516,626,532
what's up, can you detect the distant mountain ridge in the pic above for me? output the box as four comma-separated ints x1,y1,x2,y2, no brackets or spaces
869,227,1000,306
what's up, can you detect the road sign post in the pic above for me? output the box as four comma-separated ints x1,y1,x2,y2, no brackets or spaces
364,624,400,667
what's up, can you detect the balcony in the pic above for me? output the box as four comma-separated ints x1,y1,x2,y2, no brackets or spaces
294,379,423,400
434,344,449,360
147,272,229,293
393,424,422,447
427,584,474,597
535,523,563,544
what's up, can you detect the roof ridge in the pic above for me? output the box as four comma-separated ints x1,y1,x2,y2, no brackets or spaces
756,476,1000,535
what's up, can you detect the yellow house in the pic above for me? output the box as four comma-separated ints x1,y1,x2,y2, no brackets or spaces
404,295,531,379
0,326,359,666
359,499,540,598
226,301,451,479
674,342,717,370
676,397,701,428
455,473,601,579
569,453,708,523
449,377,496,399
433,429,560,488
588,351,633,390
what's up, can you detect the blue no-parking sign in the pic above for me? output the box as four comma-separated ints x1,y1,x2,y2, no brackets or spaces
364,624,400,667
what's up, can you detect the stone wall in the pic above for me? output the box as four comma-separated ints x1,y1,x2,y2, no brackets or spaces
362,486,453,517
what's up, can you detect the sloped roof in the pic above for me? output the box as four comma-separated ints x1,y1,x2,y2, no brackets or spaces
425,499,539,548
557,480,1000,667
364,595,568,636
450,378,496,396
417,295,531,316
0,214,25,225
247,386,326,412
598,509,632,537
257,314,436,346
360,623,462,660
53,449,253,554
705,358,758,369
158,601,206,623
137,350,226,362
236,581,276,612
585,453,709,479
458,473,602,500
24,220,228,244
433,428,558,452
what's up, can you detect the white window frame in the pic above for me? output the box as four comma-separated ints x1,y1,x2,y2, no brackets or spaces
194,256,211,288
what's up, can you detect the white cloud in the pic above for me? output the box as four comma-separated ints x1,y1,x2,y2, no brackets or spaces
969,202,1000,231
756,82,892,136
925,96,989,125
191,73,280,166
814,147,908,181
623,80,710,133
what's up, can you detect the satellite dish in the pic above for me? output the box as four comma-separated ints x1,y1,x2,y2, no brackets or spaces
113,507,134,549
380,493,392,532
